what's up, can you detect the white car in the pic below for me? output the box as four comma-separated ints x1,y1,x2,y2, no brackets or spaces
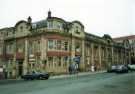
115,65,128,73
128,64,135,71
107,65,117,73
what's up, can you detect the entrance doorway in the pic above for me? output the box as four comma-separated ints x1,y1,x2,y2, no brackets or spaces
18,61,23,76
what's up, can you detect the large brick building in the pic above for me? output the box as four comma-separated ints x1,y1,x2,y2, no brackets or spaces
0,11,130,79
113,35,135,64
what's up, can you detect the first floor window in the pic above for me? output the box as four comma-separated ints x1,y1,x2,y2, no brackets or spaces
64,41,68,51
48,40,54,50
47,22,53,29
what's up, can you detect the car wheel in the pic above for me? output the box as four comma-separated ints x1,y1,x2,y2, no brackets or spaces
45,76,49,80
30,78,34,80
39,76,42,80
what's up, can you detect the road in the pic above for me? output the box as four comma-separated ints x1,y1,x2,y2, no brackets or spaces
0,72,134,94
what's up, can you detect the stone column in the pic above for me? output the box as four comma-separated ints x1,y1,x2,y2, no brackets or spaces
41,36,43,61
12,41,16,78
105,47,109,66
80,39,85,71
91,43,94,66
116,49,118,64
41,35,46,72
111,47,114,65
98,45,102,70
23,38,28,75
128,49,131,64
71,37,75,63
43,38,48,70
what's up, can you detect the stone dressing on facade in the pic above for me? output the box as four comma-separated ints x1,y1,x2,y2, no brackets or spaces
113,35,135,64
0,11,130,78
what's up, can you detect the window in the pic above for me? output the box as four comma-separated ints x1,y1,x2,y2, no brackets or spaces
17,45,23,53
32,24,37,29
107,40,110,44
64,56,68,66
48,40,54,50
7,32,8,36
13,31,15,34
34,40,40,52
54,40,57,50
57,23,62,30
58,57,61,66
17,43,24,53
37,40,40,52
47,22,53,29
0,46,2,54
57,40,61,50
64,41,68,51
6,43,14,54
75,26,80,34
48,57,53,67
20,26,23,32
75,44,80,52
54,57,57,67
28,42,32,54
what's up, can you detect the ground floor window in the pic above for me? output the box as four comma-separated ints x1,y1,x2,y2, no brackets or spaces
54,57,57,67
47,56,69,68
48,57,53,67
63,56,68,67
58,57,61,66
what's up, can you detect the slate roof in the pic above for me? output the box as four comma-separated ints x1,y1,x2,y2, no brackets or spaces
32,20,47,29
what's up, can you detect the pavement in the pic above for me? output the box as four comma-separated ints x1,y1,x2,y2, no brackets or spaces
0,72,134,94
50,70,106,79
0,71,106,85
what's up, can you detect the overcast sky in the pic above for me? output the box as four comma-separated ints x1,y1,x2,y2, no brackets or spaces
0,0,135,38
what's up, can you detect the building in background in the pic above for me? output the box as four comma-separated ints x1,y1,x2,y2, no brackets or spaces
0,11,130,79
113,35,135,64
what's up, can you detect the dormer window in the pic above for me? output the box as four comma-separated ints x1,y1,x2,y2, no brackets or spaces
32,24,37,29
20,26,23,32
107,40,110,44
13,31,15,34
75,26,80,34
7,32,8,36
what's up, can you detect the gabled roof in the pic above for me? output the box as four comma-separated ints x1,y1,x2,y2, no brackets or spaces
15,20,27,28
72,20,84,28
113,35,135,41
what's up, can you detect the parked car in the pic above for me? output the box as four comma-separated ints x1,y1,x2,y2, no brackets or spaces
115,65,128,73
128,64,135,71
107,65,117,73
21,71,50,80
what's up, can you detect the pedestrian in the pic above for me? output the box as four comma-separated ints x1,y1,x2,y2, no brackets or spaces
91,65,95,72
3,68,7,79
68,64,72,74
94,65,97,71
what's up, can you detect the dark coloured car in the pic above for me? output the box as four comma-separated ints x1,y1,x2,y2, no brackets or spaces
115,65,128,73
21,71,50,80
107,65,117,73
